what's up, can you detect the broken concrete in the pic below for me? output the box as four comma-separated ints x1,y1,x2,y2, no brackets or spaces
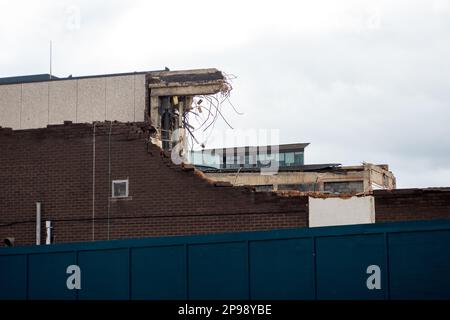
202,162,396,194
0,68,229,153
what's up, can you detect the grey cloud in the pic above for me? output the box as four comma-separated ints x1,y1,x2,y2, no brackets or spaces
1,0,449,188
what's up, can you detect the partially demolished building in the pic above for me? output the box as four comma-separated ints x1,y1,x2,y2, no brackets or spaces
0,68,229,152
0,68,449,246
190,144,396,193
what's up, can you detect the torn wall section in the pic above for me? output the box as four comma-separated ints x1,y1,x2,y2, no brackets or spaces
0,122,308,246
0,68,230,156
146,68,230,152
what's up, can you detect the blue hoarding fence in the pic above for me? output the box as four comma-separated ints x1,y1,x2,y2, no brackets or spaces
1,219,450,300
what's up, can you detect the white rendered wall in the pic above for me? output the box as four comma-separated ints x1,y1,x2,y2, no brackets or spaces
309,196,375,227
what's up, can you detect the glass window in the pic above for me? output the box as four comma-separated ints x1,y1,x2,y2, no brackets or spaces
294,152,304,165
278,152,286,166
264,152,276,167
248,154,257,167
271,153,278,162
112,179,129,198
226,155,237,168
244,155,252,168
266,152,276,161
258,153,271,166
203,152,221,168
237,155,245,167
285,152,295,166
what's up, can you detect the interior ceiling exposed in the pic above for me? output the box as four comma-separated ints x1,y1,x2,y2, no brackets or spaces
147,68,236,153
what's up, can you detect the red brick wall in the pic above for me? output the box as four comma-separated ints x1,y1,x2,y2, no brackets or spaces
0,122,308,246
374,189,450,223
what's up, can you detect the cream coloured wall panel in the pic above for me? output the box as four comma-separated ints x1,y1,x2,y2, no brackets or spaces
1,73,147,128
21,82,49,129
49,80,77,124
106,75,135,122
134,74,146,122
77,78,106,123
0,84,21,129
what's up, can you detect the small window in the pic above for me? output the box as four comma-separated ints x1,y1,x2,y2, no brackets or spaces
112,179,129,198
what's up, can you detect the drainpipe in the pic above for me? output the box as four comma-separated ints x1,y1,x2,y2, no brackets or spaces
161,96,172,151
45,221,52,245
162,111,171,151
36,202,41,245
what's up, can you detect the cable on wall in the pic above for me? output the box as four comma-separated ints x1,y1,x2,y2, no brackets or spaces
92,122,96,241
107,121,112,240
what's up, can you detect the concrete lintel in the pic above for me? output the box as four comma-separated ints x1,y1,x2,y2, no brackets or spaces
149,83,225,97
147,68,220,77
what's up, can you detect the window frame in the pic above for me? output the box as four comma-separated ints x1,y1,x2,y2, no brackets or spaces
112,179,129,198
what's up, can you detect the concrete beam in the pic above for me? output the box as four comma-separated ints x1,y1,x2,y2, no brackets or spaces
149,83,225,97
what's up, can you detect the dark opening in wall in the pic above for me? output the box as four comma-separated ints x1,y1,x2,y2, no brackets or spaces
323,181,364,193
254,185,274,192
278,183,319,192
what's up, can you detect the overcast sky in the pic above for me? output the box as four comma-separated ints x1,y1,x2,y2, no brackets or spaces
1,0,450,188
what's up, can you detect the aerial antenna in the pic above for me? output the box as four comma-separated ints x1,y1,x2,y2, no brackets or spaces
49,40,52,80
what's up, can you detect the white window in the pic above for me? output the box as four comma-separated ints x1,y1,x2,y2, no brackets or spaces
112,179,129,198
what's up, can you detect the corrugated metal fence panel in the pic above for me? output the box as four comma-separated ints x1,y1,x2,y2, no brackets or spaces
28,251,77,300
131,245,186,300
78,249,129,300
0,254,27,300
188,242,249,300
250,238,314,300
315,234,386,300
1,219,450,300
388,230,450,299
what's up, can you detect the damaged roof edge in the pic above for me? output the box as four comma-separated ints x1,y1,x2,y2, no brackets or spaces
278,187,450,199
0,68,224,86
373,187,450,196
276,190,374,199
147,68,228,97
0,122,311,206
0,71,152,86
197,163,342,173
147,68,224,83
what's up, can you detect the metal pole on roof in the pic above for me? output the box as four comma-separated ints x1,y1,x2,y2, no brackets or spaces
49,40,52,80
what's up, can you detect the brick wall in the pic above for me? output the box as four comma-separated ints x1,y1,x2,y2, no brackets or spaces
0,122,308,246
374,189,450,222
2,122,449,246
